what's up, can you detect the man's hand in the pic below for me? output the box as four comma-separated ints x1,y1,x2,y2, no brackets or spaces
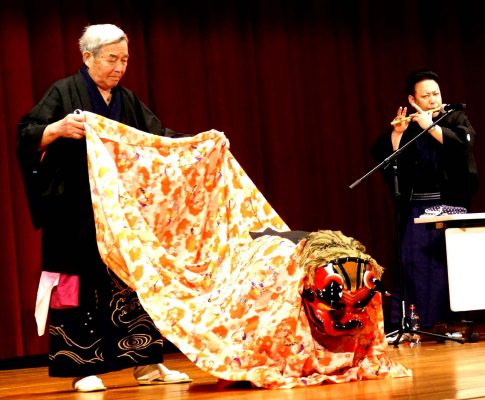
40,112,86,149
391,106,409,150
410,103,433,131
391,106,410,134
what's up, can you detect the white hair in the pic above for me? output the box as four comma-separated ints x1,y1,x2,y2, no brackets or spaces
79,24,128,56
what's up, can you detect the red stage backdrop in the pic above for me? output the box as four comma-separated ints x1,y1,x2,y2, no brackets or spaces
1,0,484,359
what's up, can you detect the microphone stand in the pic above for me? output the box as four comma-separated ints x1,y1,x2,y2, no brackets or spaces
350,109,465,347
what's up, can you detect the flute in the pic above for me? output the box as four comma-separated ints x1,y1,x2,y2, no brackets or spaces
390,106,441,126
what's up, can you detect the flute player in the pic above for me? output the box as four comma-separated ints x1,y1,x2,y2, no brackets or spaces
372,69,478,333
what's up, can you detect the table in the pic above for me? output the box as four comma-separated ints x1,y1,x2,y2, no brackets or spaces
414,212,485,312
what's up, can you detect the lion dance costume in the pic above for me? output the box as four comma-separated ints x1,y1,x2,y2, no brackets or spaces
84,112,410,389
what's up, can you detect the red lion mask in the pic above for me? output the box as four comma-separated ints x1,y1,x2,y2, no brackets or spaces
302,256,382,337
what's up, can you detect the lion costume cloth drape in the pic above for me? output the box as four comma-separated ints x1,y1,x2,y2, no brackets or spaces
84,111,410,389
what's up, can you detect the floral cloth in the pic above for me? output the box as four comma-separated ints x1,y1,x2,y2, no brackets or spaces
84,112,411,388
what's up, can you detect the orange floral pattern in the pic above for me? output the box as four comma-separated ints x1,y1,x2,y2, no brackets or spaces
84,112,411,388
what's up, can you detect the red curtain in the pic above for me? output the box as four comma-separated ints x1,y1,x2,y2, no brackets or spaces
1,0,485,359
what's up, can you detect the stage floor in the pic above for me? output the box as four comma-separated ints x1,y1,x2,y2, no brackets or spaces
1,340,485,400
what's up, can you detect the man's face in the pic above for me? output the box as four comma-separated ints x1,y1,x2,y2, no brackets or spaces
409,79,442,115
84,41,129,90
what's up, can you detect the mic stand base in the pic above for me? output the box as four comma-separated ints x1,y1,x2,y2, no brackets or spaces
385,300,465,348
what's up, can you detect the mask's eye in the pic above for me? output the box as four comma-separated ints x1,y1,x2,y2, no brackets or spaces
353,271,380,309
363,271,377,289
354,290,377,309
302,288,315,302
315,279,344,309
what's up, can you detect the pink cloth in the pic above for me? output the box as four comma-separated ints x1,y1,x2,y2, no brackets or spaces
50,274,79,309
34,272,79,336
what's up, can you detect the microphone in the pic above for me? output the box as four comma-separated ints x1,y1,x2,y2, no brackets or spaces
441,103,466,112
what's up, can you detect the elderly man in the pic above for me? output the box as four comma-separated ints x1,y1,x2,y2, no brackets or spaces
17,24,191,392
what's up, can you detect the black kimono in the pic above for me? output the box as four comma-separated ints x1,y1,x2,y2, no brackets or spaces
17,67,180,377
372,110,478,329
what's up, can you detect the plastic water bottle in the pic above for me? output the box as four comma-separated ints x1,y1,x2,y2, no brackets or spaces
408,304,421,346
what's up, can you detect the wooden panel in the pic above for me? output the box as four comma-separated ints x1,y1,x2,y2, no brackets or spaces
2,341,485,399
446,227,485,312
